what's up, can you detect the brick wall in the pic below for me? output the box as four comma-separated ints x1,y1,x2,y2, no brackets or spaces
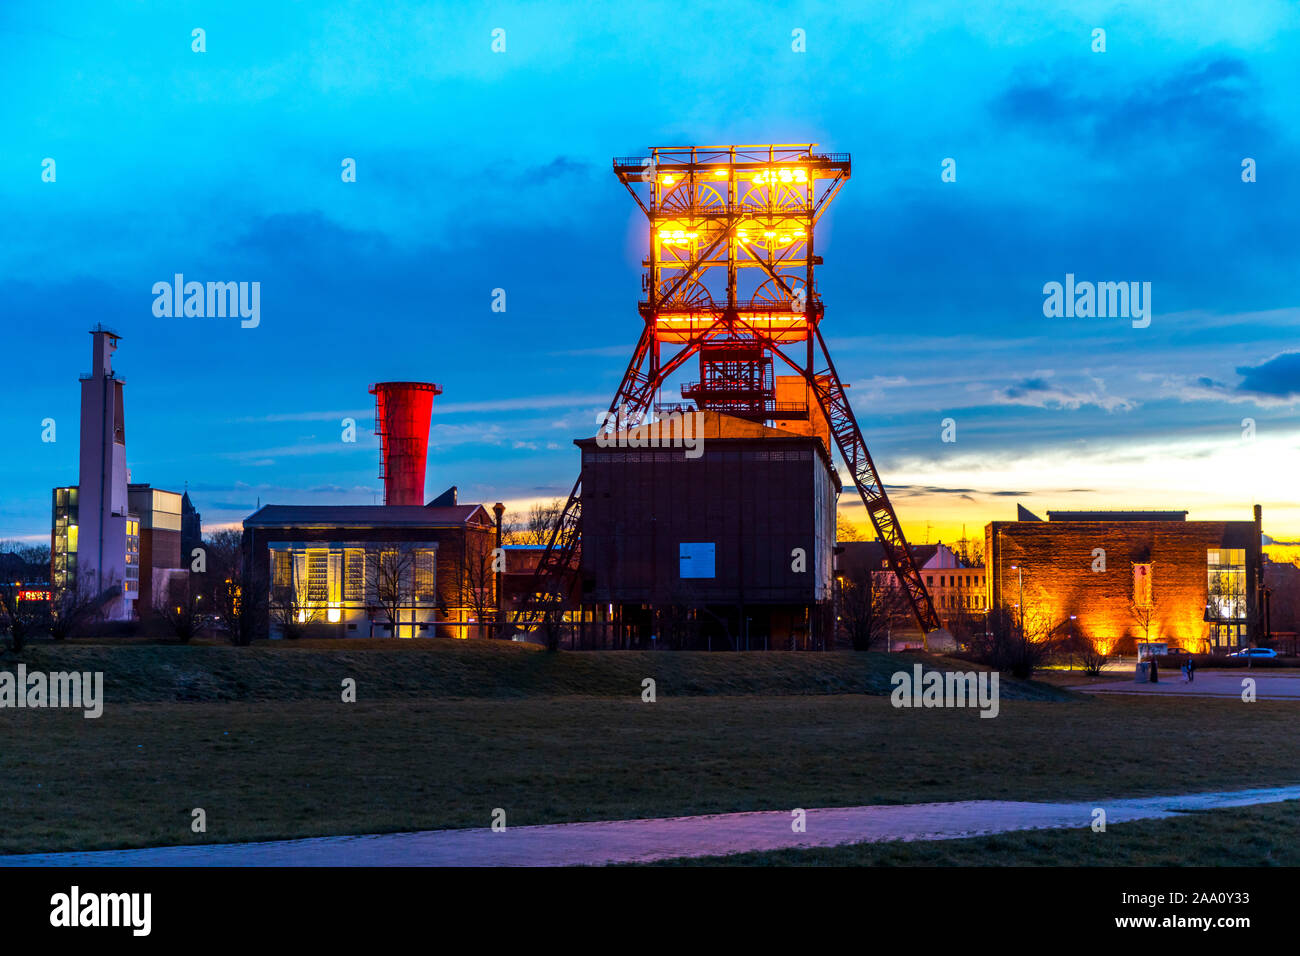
986,519,1259,652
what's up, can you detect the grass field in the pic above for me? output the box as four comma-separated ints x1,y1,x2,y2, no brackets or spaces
1,639,1296,858
10,639,1071,703
645,801,1300,866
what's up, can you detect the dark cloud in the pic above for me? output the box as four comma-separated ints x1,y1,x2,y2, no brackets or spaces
992,56,1261,149
1179,352,1300,405
1234,352,1300,400
530,156,593,182
885,484,1030,498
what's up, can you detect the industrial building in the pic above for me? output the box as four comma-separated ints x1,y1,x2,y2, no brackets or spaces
986,505,1264,653
512,145,943,648
242,496,497,639
49,327,190,618
241,382,503,639
575,410,838,649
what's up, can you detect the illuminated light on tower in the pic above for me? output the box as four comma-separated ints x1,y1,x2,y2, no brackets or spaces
514,144,941,640
369,382,442,506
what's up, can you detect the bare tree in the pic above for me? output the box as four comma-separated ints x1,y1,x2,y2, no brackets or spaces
838,569,907,651
269,555,320,640
836,513,868,542
0,540,52,573
48,581,100,642
505,499,564,547
196,530,264,645
1130,602,1157,647
967,603,1064,679
365,544,421,638
154,585,204,643
0,583,45,652
457,536,497,640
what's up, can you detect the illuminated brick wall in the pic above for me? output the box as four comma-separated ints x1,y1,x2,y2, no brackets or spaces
986,518,1260,652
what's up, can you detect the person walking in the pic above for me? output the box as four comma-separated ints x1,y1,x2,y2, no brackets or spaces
1181,660,1190,683
1149,655,1159,683
1187,656,1196,684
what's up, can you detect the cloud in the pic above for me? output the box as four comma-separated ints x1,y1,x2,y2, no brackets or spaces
885,484,1032,498
1235,352,1300,400
1165,352,1300,407
992,56,1261,151
992,371,1136,412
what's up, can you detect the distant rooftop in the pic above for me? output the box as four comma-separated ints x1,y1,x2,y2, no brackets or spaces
1045,510,1188,522
244,504,487,528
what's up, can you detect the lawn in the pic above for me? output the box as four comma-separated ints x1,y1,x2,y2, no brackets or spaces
1,641,1297,855
7,639,1072,703
646,801,1300,866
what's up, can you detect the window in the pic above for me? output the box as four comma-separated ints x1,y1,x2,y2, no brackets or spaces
344,550,365,602
272,551,292,589
414,550,436,601
1207,549,1247,621
307,550,328,602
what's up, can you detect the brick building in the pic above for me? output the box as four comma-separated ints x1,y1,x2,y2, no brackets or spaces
242,502,496,638
986,506,1263,653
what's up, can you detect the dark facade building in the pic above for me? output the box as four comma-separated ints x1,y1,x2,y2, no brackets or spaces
986,506,1263,653
576,410,839,649
127,484,186,616
242,502,496,638
180,490,202,566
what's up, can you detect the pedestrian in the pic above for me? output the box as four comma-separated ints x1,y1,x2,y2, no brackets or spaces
1181,660,1190,683
1187,656,1196,683
1150,656,1159,683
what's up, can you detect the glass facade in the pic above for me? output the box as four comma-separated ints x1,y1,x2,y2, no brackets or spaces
51,486,79,597
267,542,439,635
124,517,140,596
1207,548,1247,649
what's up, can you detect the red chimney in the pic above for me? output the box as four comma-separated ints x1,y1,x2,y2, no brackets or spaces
369,382,441,506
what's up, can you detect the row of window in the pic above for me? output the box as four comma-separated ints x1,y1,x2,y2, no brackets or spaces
271,548,438,603
925,574,984,587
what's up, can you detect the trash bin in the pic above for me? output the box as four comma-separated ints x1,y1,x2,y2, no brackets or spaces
1135,661,1150,683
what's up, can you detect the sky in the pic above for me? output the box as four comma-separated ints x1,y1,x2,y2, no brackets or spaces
2,0,1298,552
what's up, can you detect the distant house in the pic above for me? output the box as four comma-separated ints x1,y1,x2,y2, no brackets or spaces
837,540,986,638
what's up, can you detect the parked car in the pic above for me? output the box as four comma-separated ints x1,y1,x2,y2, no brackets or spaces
1162,647,1191,658
1227,647,1277,659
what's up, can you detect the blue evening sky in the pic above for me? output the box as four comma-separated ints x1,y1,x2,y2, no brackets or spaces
2,1,1298,546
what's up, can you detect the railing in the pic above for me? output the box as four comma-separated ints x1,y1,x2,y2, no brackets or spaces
613,152,851,170
651,203,816,217
642,297,823,315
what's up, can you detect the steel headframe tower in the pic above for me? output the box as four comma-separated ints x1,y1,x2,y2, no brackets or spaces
515,144,941,640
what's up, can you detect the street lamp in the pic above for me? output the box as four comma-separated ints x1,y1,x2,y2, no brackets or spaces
1010,564,1024,628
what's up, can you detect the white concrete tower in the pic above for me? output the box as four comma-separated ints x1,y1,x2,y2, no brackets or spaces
77,325,135,618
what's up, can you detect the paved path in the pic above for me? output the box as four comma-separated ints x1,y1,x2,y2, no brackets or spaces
5,785,1299,867
1072,671,1300,699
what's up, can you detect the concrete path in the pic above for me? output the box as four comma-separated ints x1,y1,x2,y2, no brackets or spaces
1072,671,1300,699
5,785,1299,867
